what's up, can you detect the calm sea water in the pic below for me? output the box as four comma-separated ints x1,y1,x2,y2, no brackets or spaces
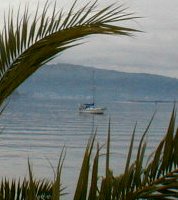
0,93,175,195
0,66,176,197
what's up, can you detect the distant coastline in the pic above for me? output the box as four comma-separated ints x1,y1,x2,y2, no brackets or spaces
17,62,178,102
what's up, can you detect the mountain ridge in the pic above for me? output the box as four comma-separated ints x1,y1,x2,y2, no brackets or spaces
48,63,178,80
18,63,178,102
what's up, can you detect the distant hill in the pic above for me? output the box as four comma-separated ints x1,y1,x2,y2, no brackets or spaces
18,63,178,102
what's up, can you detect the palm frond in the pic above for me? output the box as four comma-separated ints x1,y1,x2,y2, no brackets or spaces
110,107,178,200
136,107,178,199
88,143,100,200
0,177,53,200
52,147,66,200
0,0,139,106
102,108,178,200
73,131,97,200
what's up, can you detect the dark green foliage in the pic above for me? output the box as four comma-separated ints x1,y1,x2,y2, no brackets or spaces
0,155,65,200
0,178,53,200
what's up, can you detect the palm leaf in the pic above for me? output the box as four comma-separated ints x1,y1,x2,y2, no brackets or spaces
129,107,178,199
27,159,38,200
108,108,178,200
0,0,139,106
0,177,53,200
88,143,100,200
99,120,113,200
73,131,96,200
52,147,66,200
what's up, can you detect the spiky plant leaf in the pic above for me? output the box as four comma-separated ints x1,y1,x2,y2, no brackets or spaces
129,107,178,200
28,159,38,200
88,143,99,200
132,113,155,190
73,132,96,200
173,127,178,166
52,147,66,200
106,108,178,200
106,118,111,177
99,119,113,200
0,177,53,200
0,0,139,106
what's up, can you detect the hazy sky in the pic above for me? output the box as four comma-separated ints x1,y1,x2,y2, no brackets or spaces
0,0,178,78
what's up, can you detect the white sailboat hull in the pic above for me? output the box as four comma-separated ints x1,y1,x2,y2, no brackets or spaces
79,107,105,114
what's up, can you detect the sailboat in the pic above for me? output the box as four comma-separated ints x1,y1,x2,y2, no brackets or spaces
79,71,106,114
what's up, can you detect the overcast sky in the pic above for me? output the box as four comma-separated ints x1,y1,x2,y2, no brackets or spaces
0,0,178,78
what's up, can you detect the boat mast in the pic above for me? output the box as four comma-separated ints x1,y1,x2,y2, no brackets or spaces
92,70,96,104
